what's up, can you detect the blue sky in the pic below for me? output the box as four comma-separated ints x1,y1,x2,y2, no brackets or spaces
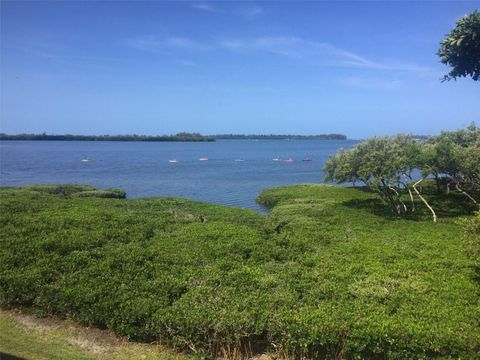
1,1,479,138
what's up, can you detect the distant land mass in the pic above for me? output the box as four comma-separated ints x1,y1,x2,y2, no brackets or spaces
0,133,348,141
0,132,214,142
210,134,347,140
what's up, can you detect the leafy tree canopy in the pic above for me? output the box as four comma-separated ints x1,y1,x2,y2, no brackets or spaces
324,125,480,221
438,10,480,81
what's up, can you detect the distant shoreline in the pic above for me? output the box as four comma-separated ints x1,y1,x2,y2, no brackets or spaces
211,134,347,140
0,133,348,142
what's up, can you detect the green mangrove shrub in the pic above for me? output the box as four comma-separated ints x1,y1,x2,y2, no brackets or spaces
24,184,95,196
1,185,479,358
72,188,126,199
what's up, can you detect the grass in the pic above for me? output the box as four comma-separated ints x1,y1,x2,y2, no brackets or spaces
0,309,94,360
0,309,191,359
1,184,479,359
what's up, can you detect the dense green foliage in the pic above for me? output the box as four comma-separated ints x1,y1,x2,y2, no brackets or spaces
423,124,480,194
71,189,127,199
324,125,480,221
1,184,479,358
22,184,97,196
438,10,480,81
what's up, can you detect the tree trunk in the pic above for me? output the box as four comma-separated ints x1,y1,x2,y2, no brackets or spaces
413,178,437,223
389,186,407,213
401,175,415,212
455,182,478,205
435,173,441,194
406,186,415,212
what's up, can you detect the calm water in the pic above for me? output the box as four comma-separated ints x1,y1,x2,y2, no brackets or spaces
0,140,358,211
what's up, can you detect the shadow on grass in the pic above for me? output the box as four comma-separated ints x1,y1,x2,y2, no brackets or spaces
0,353,27,360
342,198,399,219
343,191,478,221
471,266,480,287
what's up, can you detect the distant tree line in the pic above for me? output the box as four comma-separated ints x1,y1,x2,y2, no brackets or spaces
210,134,347,140
324,124,480,222
0,132,214,142
0,132,348,141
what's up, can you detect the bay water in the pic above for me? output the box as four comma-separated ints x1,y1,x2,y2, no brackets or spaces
0,140,358,211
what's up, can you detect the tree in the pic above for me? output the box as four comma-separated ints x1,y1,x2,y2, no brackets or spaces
324,126,480,222
420,123,480,203
323,147,362,187
438,10,480,81
324,135,425,217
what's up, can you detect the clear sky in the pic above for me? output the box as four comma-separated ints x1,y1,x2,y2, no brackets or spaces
1,1,479,138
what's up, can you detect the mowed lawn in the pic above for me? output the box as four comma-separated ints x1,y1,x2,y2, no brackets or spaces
0,184,478,359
